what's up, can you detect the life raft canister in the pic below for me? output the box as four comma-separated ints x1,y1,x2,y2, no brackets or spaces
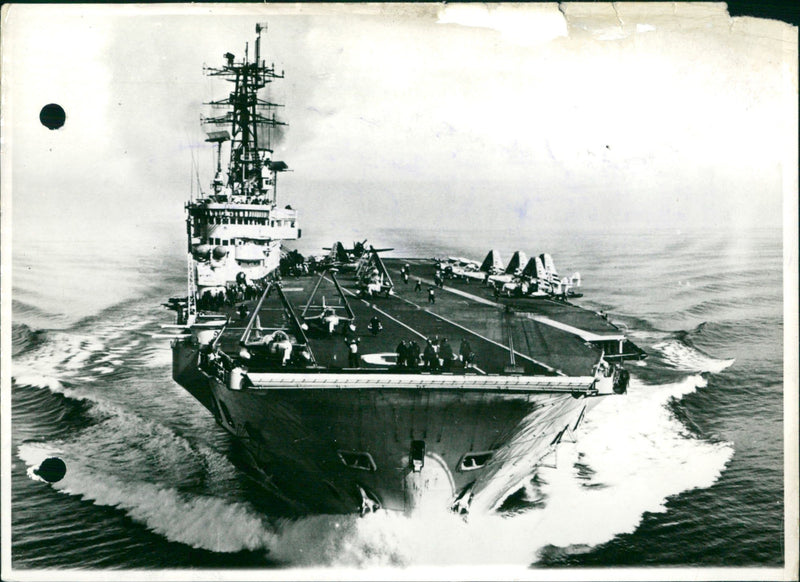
613,368,630,394
212,246,227,261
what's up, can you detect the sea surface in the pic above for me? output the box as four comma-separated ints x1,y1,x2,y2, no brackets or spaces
8,223,785,571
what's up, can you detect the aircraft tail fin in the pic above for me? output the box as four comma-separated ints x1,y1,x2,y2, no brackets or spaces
540,253,557,276
534,256,547,280
506,251,528,274
479,249,504,273
334,242,350,263
521,257,538,278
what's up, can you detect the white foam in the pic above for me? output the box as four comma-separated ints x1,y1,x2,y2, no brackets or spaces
18,443,65,483
516,374,734,550
13,331,106,382
12,318,162,386
12,371,120,416
14,373,734,566
261,374,735,567
11,374,64,392
17,442,273,553
655,339,736,373
137,344,174,369
266,511,525,567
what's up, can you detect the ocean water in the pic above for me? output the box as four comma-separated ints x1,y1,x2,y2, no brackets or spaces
8,223,785,571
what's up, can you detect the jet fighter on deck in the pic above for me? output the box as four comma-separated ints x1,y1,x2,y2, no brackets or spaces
300,269,357,335
302,296,354,335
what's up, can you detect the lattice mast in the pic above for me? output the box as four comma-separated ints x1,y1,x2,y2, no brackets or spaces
203,23,287,201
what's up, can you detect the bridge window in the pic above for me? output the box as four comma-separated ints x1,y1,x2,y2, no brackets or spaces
458,451,493,472
337,450,377,472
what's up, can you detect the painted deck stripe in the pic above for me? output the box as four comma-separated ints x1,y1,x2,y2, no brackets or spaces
521,313,625,342
412,274,622,343
325,275,429,341
391,288,562,376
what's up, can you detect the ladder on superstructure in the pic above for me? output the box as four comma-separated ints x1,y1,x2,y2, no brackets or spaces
186,252,197,322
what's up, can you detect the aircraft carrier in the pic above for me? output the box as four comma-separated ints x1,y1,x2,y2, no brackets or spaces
163,25,644,516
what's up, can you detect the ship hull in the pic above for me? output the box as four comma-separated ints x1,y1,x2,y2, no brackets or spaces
173,341,605,515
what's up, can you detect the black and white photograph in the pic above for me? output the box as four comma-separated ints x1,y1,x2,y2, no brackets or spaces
1,3,797,580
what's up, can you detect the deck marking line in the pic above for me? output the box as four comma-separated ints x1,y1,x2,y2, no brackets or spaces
521,313,625,342
393,292,562,375
329,272,562,375
412,275,496,307
410,272,622,341
326,276,429,341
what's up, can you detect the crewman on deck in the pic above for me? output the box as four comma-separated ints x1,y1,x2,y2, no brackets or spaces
297,347,313,367
396,340,408,368
369,315,383,335
347,336,361,368
408,340,421,368
440,338,454,372
423,340,438,371
415,279,422,292
460,338,472,368
428,287,436,304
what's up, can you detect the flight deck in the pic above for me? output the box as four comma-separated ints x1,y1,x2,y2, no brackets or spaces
206,257,639,379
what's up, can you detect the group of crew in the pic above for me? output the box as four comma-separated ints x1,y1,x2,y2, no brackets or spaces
198,279,266,311
396,337,476,372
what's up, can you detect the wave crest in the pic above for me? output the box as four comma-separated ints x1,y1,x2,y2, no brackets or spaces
654,339,735,373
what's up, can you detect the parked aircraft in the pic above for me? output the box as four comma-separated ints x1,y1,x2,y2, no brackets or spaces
300,269,357,334
356,246,395,298
301,296,354,335
320,240,393,272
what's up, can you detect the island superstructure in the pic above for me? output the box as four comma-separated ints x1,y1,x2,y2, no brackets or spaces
164,25,644,516
185,23,298,316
